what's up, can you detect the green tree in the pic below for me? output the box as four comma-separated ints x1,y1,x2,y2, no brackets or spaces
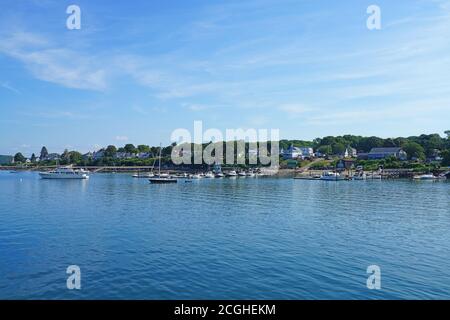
105,145,117,157
358,136,384,152
403,142,425,160
14,152,26,163
137,144,151,153
69,151,82,163
317,145,332,155
441,150,450,166
30,153,37,163
383,138,397,147
40,146,48,160
124,144,137,154
332,143,346,155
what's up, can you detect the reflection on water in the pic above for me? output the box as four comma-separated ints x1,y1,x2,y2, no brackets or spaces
0,171,449,299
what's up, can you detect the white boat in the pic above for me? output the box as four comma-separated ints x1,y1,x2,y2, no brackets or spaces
175,172,189,178
413,174,437,180
149,144,177,184
238,171,247,177
39,166,89,179
190,173,202,179
320,171,345,181
215,172,225,178
353,172,367,180
204,172,215,178
226,170,238,177
246,171,256,177
132,172,154,178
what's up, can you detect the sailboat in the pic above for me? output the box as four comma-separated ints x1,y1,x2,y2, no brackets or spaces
149,144,177,184
133,158,156,178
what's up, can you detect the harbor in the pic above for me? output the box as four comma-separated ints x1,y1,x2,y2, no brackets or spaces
1,170,449,299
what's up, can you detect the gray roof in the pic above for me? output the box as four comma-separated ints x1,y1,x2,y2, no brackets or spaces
369,147,402,153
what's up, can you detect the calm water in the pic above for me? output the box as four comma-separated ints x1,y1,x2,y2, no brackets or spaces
0,171,449,299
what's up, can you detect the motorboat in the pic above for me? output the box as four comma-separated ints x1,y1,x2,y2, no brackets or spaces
132,172,154,178
238,171,247,177
226,170,238,177
320,171,345,181
204,172,215,178
39,166,89,179
413,174,437,180
353,172,367,180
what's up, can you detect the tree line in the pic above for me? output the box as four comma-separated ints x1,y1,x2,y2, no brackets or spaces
10,131,450,167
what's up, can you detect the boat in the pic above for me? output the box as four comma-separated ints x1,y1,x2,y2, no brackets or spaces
133,158,156,178
204,172,215,178
226,170,238,177
132,172,154,178
413,174,437,180
353,172,367,180
190,173,202,179
320,171,345,181
149,177,177,184
246,171,256,177
149,144,177,184
238,171,247,177
175,172,189,178
39,166,89,179
212,163,225,178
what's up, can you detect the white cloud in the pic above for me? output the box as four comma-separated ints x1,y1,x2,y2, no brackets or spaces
115,136,129,141
0,32,108,91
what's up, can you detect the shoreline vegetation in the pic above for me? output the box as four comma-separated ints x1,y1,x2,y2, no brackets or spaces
1,132,450,177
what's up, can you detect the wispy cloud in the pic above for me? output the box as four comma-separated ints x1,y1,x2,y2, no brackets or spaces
0,32,108,91
1,82,20,94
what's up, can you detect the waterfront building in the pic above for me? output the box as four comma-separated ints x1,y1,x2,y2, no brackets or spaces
44,153,61,161
368,147,407,160
82,152,93,160
93,150,105,160
137,152,153,159
342,146,357,158
282,145,314,160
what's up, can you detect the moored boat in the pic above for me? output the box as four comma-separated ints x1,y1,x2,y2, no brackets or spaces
353,172,367,180
226,170,238,177
39,166,89,179
149,144,177,184
132,172,154,178
413,174,437,180
320,171,345,181
204,172,215,178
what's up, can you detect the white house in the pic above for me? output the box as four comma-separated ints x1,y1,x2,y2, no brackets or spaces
115,152,135,159
93,150,105,160
137,152,153,159
343,147,357,158
282,145,314,160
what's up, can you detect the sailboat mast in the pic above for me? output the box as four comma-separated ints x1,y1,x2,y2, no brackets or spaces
159,143,162,175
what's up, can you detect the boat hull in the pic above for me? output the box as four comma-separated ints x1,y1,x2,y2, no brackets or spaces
39,172,89,179
149,178,178,184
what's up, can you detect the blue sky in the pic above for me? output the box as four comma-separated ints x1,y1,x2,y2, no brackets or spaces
1,0,450,155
